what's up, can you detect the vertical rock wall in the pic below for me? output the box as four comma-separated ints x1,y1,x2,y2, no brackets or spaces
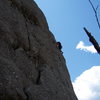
0,0,78,100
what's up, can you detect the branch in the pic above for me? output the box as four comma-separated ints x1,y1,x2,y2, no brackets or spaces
83,27,100,54
96,5,99,11
88,0,100,29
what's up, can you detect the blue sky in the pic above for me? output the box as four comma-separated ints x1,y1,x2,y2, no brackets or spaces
34,0,100,99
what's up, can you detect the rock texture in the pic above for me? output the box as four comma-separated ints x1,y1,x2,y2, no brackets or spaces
0,0,78,100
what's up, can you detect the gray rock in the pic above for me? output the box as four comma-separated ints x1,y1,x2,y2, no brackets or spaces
0,0,78,100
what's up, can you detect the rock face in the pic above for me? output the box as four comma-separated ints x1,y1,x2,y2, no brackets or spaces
0,0,78,100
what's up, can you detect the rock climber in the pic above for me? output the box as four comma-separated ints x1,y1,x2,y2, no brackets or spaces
56,42,63,54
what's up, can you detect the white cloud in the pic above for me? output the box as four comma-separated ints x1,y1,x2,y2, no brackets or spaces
76,41,97,53
72,66,100,100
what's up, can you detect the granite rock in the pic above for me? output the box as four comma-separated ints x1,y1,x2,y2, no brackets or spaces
0,0,78,100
